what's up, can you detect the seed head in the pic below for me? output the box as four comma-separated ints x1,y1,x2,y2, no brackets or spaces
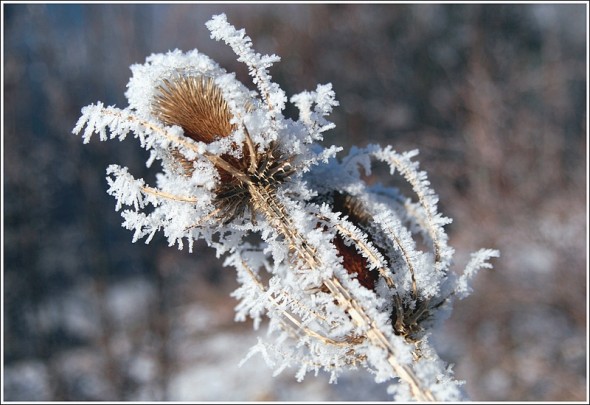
151,73,295,225
153,75,235,143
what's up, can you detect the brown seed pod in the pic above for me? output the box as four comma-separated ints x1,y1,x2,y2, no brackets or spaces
311,192,382,292
330,192,380,291
318,191,431,338
152,74,295,225
153,75,235,143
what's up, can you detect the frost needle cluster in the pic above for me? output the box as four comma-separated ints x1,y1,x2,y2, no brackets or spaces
73,14,499,401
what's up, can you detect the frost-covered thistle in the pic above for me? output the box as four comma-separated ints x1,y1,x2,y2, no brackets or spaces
73,14,499,401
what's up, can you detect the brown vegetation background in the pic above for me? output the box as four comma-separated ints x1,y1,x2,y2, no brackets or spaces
3,3,587,401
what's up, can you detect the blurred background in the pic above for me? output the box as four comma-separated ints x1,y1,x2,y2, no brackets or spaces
3,3,587,401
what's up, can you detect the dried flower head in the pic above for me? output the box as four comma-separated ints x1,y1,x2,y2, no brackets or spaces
151,71,294,224
73,13,499,402
153,75,235,143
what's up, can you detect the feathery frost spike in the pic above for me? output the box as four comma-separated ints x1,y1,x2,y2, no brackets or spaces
73,13,499,401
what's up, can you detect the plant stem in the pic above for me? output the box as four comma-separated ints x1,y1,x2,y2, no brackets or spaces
249,183,436,402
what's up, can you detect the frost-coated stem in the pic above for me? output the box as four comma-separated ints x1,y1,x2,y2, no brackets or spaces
323,276,436,402
249,183,436,402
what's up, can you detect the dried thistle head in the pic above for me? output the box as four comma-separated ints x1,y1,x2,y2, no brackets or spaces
213,140,295,224
153,75,235,178
151,72,295,225
317,191,430,339
153,75,235,143
319,192,380,291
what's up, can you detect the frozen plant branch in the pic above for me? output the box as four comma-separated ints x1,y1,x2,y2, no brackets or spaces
73,13,499,401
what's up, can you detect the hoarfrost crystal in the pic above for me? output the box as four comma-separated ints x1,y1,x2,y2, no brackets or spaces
73,13,499,401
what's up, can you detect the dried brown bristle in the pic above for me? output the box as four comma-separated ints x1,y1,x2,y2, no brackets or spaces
153,76,234,143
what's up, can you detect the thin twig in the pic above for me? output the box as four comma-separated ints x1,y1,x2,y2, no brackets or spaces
141,185,198,203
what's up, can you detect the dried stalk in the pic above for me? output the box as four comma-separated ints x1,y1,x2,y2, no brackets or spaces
248,181,436,402
141,185,198,203
240,259,356,348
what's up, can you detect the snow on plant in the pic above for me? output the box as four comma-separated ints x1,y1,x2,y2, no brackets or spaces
73,13,499,401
